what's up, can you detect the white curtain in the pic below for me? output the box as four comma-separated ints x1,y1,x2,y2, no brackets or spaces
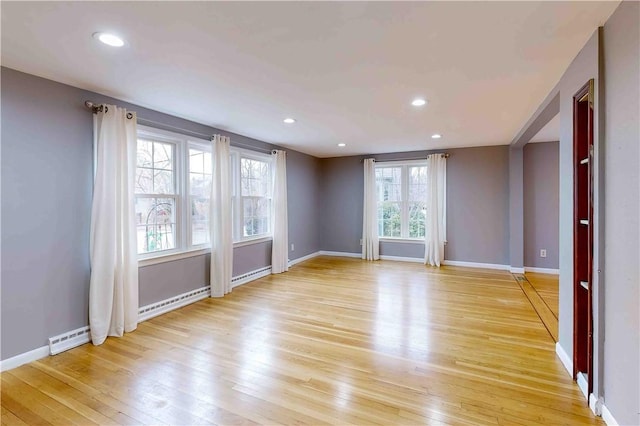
89,105,138,345
271,150,289,274
210,135,233,297
362,158,379,260
424,154,447,266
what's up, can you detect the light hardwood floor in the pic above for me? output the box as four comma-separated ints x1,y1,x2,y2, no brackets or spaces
1,257,598,425
526,272,560,319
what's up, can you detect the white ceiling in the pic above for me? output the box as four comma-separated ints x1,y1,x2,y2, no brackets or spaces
1,1,618,157
529,114,560,143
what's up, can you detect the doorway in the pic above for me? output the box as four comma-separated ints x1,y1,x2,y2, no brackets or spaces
572,80,594,397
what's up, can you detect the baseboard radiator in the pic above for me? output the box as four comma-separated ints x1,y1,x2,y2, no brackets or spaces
47,266,272,357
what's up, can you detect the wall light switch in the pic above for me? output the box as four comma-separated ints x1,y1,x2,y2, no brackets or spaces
540,249,547,258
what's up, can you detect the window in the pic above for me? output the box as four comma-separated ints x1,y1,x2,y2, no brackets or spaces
134,127,211,259
375,162,427,239
232,151,272,241
188,147,212,246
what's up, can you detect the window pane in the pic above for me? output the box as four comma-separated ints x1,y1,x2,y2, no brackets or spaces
409,202,426,238
375,167,402,202
137,140,153,168
188,148,211,247
154,142,173,170
135,197,176,254
135,168,153,194
189,149,204,173
136,139,175,196
242,197,270,237
409,166,427,201
191,220,209,246
238,156,271,240
241,158,270,197
154,170,174,194
377,201,401,237
192,194,209,246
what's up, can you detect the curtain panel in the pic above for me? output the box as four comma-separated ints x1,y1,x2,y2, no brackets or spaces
362,158,380,261
271,150,289,274
89,105,139,345
424,154,447,266
210,135,233,297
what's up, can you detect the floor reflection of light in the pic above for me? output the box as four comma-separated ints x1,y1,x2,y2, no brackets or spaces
238,313,273,385
335,380,352,408
373,272,431,357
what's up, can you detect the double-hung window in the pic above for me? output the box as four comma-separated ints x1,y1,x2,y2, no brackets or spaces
375,161,428,240
134,126,211,260
231,150,272,242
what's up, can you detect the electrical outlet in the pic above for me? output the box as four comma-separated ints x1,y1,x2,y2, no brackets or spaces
540,249,547,258
291,243,294,251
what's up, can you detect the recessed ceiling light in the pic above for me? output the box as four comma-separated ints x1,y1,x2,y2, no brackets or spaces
338,143,346,147
283,118,296,124
431,134,442,139
93,32,125,47
411,98,427,107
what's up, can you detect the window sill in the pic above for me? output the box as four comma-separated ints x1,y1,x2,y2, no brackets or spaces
137,236,273,267
138,248,210,267
233,236,272,248
379,238,425,244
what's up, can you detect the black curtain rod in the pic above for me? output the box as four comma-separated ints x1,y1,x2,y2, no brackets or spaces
85,100,274,155
361,153,450,163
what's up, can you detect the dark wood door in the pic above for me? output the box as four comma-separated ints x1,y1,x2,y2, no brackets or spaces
572,80,594,398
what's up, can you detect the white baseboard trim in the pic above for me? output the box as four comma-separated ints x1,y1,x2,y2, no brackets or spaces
0,264,278,372
231,266,272,288
589,393,603,416
442,260,510,271
601,403,619,426
318,250,362,258
49,326,91,355
0,345,49,372
379,255,422,263
510,267,526,274
289,251,321,267
577,372,589,399
138,286,211,322
555,342,573,377
524,266,560,275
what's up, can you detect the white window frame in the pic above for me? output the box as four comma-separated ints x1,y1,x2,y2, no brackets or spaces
136,126,211,265
230,147,273,245
375,159,428,242
186,140,213,249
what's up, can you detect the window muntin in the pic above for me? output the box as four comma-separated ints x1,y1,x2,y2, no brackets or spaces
188,147,212,246
134,127,211,259
375,162,427,239
408,165,427,238
236,155,272,240
135,140,178,255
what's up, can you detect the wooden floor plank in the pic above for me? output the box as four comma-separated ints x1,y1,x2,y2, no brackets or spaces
1,256,598,425
527,272,560,318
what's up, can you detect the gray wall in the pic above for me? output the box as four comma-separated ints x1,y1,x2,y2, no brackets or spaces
555,30,600,372
319,146,510,265
1,67,93,360
1,68,322,360
287,150,322,260
319,155,365,254
523,141,559,269
602,2,639,424
447,146,509,265
139,254,209,306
